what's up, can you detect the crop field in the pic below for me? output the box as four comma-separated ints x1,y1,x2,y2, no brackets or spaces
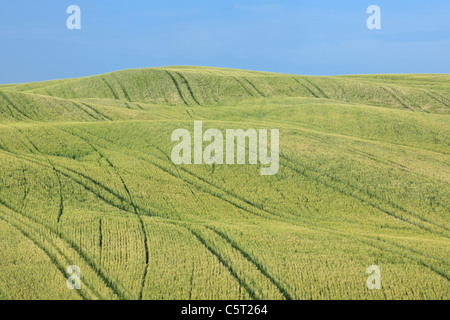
0,66,448,300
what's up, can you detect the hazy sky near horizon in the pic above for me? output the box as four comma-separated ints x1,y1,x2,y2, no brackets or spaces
0,0,449,83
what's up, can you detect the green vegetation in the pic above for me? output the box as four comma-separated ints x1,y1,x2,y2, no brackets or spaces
0,67,448,300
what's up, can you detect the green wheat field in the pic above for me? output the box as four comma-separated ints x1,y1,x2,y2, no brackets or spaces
0,66,448,300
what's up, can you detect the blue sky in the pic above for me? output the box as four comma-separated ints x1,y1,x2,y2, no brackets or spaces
0,0,449,83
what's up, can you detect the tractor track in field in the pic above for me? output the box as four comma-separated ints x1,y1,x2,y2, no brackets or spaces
75,128,450,280
249,117,450,215
424,91,450,109
233,77,256,97
280,154,449,236
0,211,89,300
187,226,258,300
349,148,450,206
330,79,349,101
0,149,137,299
0,198,113,300
165,71,189,106
188,261,195,300
101,78,120,100
152,143,290,299
19,167,30,214
175,72,201,105
181,153,442,238
4,143,146,218
79,123,448,239
5,129,449,293
12,127,66,224
80,102,113,121
169,145,449,275
291,77,319,98
4,129,164,221
242,78,266,97
347,146,450,211
276,158,450,278
67,129,274,222
381,86,415,112
14,125,446,290
434,91,450,105
280,139,450,234
62,128,150,300
0,95,25,120
289,125,450,213
356,234,450,281
364,233,449,266
207,226,293,300
55,169,65,223
99,217,103,265
112,77,132,102
70,101,102,120
57,130,302,298
0,91,34,121
302,78,329,99
391,87,427,113
11,124,450,275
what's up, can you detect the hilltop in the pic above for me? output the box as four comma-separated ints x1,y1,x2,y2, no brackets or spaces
0,67,448,124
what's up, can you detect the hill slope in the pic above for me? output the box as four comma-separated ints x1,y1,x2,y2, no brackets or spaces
1,67,449,120
0,67,448,300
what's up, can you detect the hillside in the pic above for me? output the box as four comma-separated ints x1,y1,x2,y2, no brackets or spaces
0,67,448,300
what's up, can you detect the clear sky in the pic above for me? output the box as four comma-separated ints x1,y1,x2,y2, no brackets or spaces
0,0,449,83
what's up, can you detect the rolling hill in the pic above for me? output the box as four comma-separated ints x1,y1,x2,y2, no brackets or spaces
0,67,448,300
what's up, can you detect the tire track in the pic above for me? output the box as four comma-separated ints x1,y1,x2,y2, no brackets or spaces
64,128,150,300
185,109,193,119
0,212,89,300
242,78,266,97
348,146,450,211
143,141,450,277
232,77,256,97
5,131,162,220
0,198,111,299
381,86,415,111
4,146,137,215
13,127,66,224
280,153,449,236
291,77,319,98
113,77,132,102
302,78,329,99
252,118,450,226
70,101,102,120
80,103,113,121
0,91,34,121
98,217,103,267
358,234,449,281
424,92,450,109
187,226,258,300
0,148,135,299
60,125,450,282
165,71,189,106
391,87,426,113
79,123,450,237
175,72,201,105
287,142,450,231
19,167,29,214
101,78,120,100
207,226,292,300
